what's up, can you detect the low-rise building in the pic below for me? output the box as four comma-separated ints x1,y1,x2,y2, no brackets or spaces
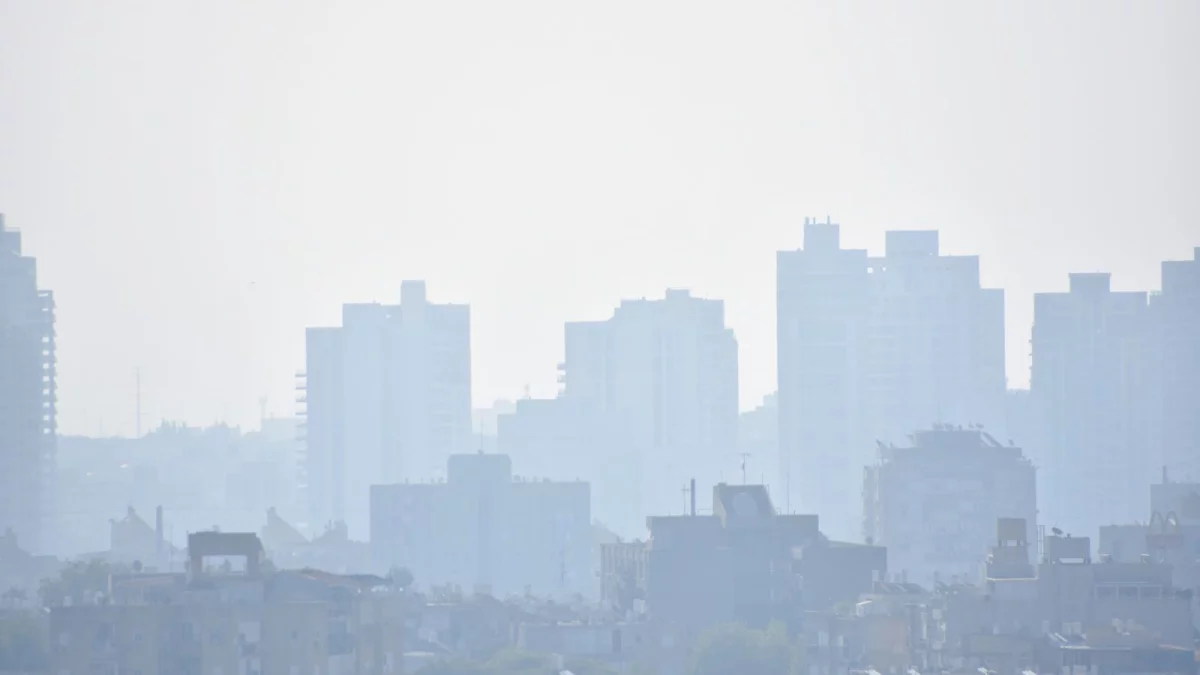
645,483,885,635
371,453,593,598
863,427,1037,587
49,532,404,675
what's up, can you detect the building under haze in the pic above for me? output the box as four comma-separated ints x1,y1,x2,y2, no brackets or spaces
1031,273,1155,540
560,289,738,521
777,220,1005,539
304,280,471,539
496,396,639,536
863,427,1036,587
370,453,592,598
0,214,56,553
1152,247,1200,483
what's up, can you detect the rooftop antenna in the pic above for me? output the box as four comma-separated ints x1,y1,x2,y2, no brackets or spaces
739,452,751,484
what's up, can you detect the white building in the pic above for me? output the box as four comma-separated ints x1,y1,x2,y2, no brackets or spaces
1031,273,1155,540
777,220,1006,539
304,280,471,539
863,427,1036,587
370,453,593,598
560,289,738,521
0,214,56,552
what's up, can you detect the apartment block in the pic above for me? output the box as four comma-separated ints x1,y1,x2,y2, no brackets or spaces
863,427,1037,587
0,213,56,552
304,280,471,539
1031,273,1155,540
560,289,738,522
49,532,404,675
777,220,1005,539
370,453,592,598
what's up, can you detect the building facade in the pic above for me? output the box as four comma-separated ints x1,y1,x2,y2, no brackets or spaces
1153,247,1200,483
777,220,1005,539
370,453,593,598
863,427,1036,587
496,396,639,536
0,214,56,553
1031,273,1155,540
560,289,738,522
304,280,471,539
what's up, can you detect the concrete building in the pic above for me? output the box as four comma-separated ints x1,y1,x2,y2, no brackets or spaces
863,427,1037,587
496,396,639,536
1153,247,1200,483
49,532,405,675
304,280,471,539
644,483,885,635
777,221,1005,539
921,528,1194,673
1031,273,1156,540
1098,479,1200,633
0,214,56,553
370,453,592,598
560,289,738,521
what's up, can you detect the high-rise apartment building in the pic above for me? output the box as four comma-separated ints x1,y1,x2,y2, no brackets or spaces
303,280,470,539
863,427,1036,587
0,214,57,552
560,289,738,521
1153,248,1200,482
1031,273,1155,539
777,220,1005,539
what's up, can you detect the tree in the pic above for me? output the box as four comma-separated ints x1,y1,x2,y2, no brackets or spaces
390,565,415,590
689,622,803,675
38,558,127,607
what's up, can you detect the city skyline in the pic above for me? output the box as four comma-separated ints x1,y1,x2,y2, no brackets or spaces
2,1,1196,436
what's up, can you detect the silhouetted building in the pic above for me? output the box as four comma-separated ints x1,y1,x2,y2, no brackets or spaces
777,220,1005,539
1032,273,1155,540
0,214,56,552
561,289,738,521
644,483,885,634
863,427,1036,586
370,453,592,598
304,280,471,539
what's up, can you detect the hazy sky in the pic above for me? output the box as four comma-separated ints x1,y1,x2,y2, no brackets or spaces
1,1,1197,436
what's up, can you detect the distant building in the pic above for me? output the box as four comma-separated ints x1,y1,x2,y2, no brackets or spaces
370,453,592,598
863,427,1037,587
644,483,885,634
49,532,404,675
921,527,1194,669
0,214,56,553
778,221,1005,539
560,289,739,521
1097,479,1200,633
1152,247,1200,483
304,280,471,539
1032,272,1155,539
497,396,639,536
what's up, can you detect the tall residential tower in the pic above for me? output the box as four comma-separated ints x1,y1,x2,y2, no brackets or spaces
0,214,57,552
303,281,471,539
777,220,1005,539
560,289,739,521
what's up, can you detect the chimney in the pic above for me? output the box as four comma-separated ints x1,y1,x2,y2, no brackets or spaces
690,478,696,517
155,506,164,555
